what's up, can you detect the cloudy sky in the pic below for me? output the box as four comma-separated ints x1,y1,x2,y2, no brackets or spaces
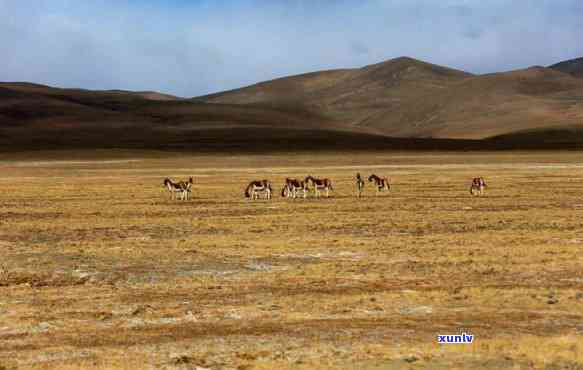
1,0,582,97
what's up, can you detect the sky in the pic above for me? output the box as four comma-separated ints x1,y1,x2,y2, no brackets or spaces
1,0,582,97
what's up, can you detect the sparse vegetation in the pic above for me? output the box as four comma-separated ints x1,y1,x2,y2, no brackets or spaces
3,56,583,152
0,150,582,369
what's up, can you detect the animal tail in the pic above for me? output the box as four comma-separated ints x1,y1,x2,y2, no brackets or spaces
244,184,251,198
281,186,287,197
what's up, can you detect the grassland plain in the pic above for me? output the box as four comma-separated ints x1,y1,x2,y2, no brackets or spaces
1,151,583,370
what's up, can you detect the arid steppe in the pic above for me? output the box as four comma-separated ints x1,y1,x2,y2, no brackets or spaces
1,151,583,369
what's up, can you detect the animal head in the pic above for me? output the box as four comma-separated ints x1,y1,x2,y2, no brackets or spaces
368,174,375,182
244,181,259,198
163,178,171,186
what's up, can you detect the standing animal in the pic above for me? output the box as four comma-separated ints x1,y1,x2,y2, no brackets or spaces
305,175,333,198
355,173,365,198
245,179,273,200
368,174,390,195
178,177,193,200
163,177,191,201
470,177,487,196
281,178,308,199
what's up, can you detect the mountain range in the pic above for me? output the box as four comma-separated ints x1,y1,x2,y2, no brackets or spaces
2,56,583,151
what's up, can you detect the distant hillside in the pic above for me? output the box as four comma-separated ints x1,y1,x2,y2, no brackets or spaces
376,66,583,138
0,81,385,152
550,57,583,78
197,57,583,139
197,57,472,129
3,56,583,151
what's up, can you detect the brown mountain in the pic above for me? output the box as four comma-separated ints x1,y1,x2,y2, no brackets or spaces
2,56,583,152
198,57,583,140
375,66,583,139
550,57,583,78
197,57,472,134
0,81,405,152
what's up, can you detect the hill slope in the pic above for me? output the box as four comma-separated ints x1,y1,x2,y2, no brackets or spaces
198,57,472,131
550,57,583,78
198,57,583,139
0,81,397,152
3,56,583,151
373,66,583,138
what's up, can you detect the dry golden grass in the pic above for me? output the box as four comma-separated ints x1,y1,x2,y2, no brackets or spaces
1,151,583,370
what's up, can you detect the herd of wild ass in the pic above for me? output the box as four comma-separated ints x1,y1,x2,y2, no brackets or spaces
164,174,487,200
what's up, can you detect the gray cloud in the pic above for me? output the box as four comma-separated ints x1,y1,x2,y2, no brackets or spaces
1,0,582,97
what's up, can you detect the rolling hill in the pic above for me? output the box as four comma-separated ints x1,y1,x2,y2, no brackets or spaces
2,56,583,152
197,57,583,140
550,57,583,78
197,57,473,135
0,81,394,152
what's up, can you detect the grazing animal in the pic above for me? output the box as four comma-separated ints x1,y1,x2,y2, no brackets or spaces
470,177,487,196
177,177,193,200
305,175,333,198
245,179,273,200
281,178,308,199
368,174,390,195
163,178,190,201
355,173,365,198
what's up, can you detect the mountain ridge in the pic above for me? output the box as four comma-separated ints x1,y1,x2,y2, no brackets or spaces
549,57,583,78
2,56,583,151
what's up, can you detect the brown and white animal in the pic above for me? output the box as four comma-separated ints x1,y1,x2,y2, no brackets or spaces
470,177,487,196
368,174,390,194
163,178,191,201
355,173,365,198
245,179,273,200
305,175,333,198
281,178,308,199
178,177,193,200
